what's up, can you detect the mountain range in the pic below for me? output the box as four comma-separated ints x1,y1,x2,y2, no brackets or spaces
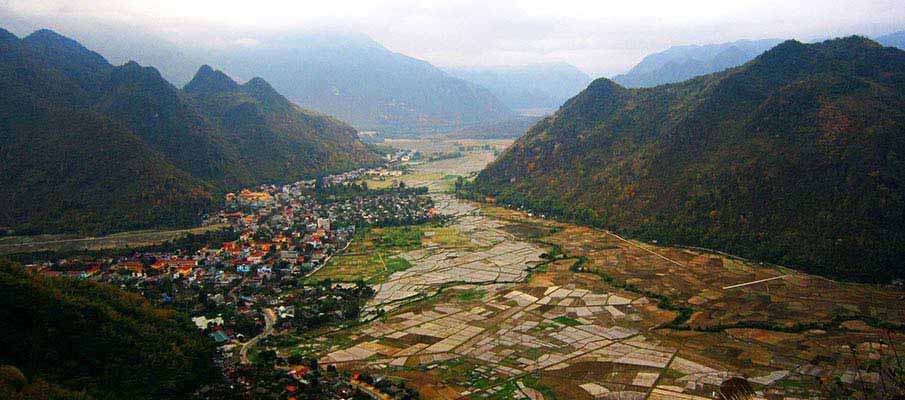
0,28,378,235
444,63,592,116
195,32,516,134
613,39,784,88
876,29,905,49
475,37,905,283
614,30,905,89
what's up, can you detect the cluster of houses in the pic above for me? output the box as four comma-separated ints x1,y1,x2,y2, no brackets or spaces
26,163,436,351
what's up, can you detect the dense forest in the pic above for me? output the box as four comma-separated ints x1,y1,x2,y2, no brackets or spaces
0,28,380,235
475,37,905,283
0,260,218,399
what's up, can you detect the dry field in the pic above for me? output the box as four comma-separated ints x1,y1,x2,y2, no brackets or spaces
281,144,905,399
0,224,228,255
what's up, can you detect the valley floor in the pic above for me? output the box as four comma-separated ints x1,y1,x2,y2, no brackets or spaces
281,140,905,400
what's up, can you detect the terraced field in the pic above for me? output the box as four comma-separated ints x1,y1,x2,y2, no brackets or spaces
276,141,905,399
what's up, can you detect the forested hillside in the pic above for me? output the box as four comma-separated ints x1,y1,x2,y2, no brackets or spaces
0,28,379,235
0,260,218,399
475,37,905,283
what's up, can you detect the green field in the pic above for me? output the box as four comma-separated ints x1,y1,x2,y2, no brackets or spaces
306,226,424,283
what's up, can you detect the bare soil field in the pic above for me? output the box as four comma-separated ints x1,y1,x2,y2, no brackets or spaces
282,143,905,399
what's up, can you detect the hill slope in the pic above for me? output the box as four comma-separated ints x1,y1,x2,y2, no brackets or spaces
475,37,905,282
0,260,218,400
444,63,591,115
0,28,378,234
613,39,783,88
184,65,376,182
0,28,218,234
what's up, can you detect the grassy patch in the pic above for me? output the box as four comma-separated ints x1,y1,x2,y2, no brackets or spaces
368,256,414,284
307,226,424,283
522,375,558,400
553,316,583,326
485,380,519,400
454,289,486,302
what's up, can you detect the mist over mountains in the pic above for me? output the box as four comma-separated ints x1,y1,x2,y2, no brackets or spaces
613,31,905,88
613,39,784,88
444,63,592,116
194,32,517,134
876,30,905,49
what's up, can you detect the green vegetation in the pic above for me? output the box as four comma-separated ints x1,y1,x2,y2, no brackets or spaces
0,365,92,400
454,288,487,302
0,260,217,400
291,281,374,332
308,226,424,283
4,228,239,264
521,375,558,400
368,256,414,284
475,37,905,283
0,29,379,236
373,226,423,250
553,316,582,326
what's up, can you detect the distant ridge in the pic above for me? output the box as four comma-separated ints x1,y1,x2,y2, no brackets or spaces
613,38,783,88
205,32,516,134
444,63,592,115
876,29,905,50
476,36,905,282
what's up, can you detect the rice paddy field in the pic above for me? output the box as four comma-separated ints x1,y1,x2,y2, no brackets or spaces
274,140,905,399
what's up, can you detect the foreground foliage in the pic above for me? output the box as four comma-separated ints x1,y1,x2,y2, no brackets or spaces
0,260,218,400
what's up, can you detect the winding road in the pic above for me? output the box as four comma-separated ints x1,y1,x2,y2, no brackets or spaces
239,308,276,364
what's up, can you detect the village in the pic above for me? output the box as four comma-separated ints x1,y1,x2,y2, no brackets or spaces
17,150,447,398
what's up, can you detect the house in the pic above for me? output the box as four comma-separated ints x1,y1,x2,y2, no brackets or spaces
210,330,229,344
247,252,265,264
192,315,225,329
316,218,331,231
117,260,144,274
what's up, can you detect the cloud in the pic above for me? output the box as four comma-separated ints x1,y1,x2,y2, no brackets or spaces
3,0,905,76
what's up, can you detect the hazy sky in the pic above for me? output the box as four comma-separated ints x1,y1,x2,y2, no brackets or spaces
3,0,905,76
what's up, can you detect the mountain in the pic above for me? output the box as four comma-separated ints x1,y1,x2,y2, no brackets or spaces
183,64,376,182
613,39,783,88
443,63,592,116
475,37,905,283
876,30,905,50
0,260,218,399
200,32,516,134
0,28,218,234
0,28,378,235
